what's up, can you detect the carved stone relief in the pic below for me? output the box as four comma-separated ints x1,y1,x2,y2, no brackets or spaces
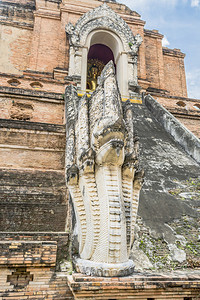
65,3,142,96
65,61,144,277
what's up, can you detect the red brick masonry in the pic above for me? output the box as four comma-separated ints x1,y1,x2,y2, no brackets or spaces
67,272,200,299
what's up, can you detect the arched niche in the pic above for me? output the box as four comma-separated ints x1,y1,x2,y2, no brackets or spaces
82,29,128,95
66,3,142,98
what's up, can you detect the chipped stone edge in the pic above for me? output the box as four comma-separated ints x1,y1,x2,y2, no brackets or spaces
75,258,135,277
144,94,200,165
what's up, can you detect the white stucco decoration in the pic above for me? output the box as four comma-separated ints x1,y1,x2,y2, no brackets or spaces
65,61,144,277
65,3,142,98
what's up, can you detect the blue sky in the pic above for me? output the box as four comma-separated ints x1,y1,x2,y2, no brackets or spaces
119,0,200,99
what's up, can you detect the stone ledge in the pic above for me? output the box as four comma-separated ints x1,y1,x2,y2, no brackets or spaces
148,88,200,103
144,29,164,39
0,118,65,133
67,272,200,299
163,47,185,58
0,20,34,29
0,232,68,238
0,86,64,101
167,109,200,119
0,1,35,10
171,112,200,120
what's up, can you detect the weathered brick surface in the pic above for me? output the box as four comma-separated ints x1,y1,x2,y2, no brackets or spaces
0,0,35,25
0,0,34,75
144,30,164,90
0,25,33,75
67,272,200,299
0,86,65,124
175,116,200,138
0,118,65,169
0,119,67,231
0,119,65,149
29,16,64,73
0,269,73,299
0,238,73,299
0,232,70,266
163,48,187,97
0,169,68,231
0,73,67,94
0,241,57,267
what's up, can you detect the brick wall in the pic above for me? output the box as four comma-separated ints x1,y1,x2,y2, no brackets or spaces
0,25,33,75
0,73,67,94
144,30,164,90
163,48,187,97
0,168,69,231
29,16,63,73
0,87,65,124
0,118,65,169
176,116,200,139
0,232,70,265
0,239,73,299
0,241,57,267
0,269,73,299
68,273,200,299
0,0,35,25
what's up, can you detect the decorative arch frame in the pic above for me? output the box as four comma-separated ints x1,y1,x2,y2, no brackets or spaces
66,3,142,97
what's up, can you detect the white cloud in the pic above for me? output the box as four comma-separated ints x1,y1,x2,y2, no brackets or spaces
191,0,200,7
119,0,187,11
186,69,200,99
162,36,170,47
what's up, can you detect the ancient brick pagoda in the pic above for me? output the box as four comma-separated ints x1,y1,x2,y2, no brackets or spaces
0,0,200,299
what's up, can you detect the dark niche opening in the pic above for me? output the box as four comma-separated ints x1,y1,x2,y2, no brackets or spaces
87,44,115,91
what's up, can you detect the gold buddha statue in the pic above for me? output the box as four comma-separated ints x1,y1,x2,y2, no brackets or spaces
87,59,105,92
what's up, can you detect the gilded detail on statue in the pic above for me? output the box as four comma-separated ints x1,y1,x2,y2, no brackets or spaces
86,59,105,91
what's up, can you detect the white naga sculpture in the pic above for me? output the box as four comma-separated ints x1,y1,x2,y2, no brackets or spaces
65,61,143,277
